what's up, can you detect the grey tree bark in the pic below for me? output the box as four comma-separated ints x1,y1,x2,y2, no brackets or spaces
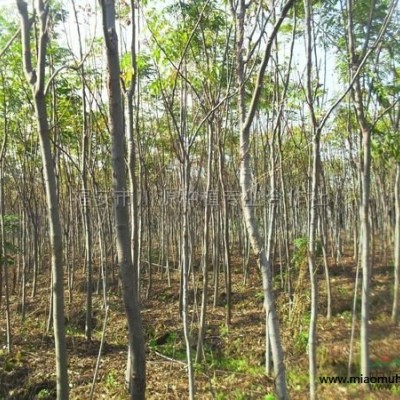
303,0,320,397
71,0,93,341
16,0,69,398
0,134,11,353
347,0,373,381
393,165,400,322
125,0,140,304
100,1,146,398
196,121,213,362
231,0,295,397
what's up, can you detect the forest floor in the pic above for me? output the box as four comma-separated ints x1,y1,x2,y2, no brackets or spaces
1,250,400,399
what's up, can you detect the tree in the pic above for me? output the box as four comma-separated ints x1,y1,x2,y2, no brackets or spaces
231,0,295,398
303,0,320,397
99,0,146,398
345,0,398,383
16,0,69,398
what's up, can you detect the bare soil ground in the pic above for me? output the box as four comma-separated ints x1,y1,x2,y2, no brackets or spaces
1,251,400,399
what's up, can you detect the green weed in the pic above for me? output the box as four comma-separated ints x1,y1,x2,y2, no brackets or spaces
37,389,51,399
149,332,187,361
105,371,117,388
294,330,308,353
288,369,309,390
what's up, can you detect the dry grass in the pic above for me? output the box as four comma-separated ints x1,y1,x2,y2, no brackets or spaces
0,250,399,399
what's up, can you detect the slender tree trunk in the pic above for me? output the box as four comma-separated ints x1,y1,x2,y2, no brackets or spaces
72,0,93,342
320,208,332,320
232,1,294,397
125,0,140,305
31,215,39,298
35,90,69,400
100,1,146,398
304,0,319,397
196,121,213,362
145,179,152,298
0,148,11,353
356,59,372,385
218,136,231,324
347,0,372,381
16,1,69,397
21,209,27,321
307,136,320,400
392,163,400,322
181,156,195,399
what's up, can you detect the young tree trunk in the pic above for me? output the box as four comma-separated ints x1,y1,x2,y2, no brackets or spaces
181,155,195,399
304,0,320,397
347,0,372,381
196,121,213,362
0,141,11,352
392,163,400,322
21,209,27,321
72,0,93,342
16,1,69,397
218,136,232,324
232,1,294,397
125,0,140,305
100,1,146,398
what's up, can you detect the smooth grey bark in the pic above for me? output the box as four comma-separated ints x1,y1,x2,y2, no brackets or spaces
213,208,220,307
178,67,195,399
304,0,319,397
392,163,400,322
16,1,69,398
71,0,93,341
347,0,372,381
196,121,213,362
264,136,276,377
218,135,232,324
319,168,332,320
30,209,39,298
277,135,291,296
181,155,195,399
125,0,140,304
89,304,109,400
21,209,27,321
319,206,332,320
100,1,146,398
347,249,361,378
144,177,152,298
306,132,320,400
231,0,295,398
67,190,75,303
0,136,11,352
0,123,6,310
264,11,295,374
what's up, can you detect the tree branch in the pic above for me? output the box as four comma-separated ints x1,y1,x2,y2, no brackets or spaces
35,0,49,94
318,0,399,132
242,0,295,135
16,0,36,85
44,48,94,97
0,27,21,59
